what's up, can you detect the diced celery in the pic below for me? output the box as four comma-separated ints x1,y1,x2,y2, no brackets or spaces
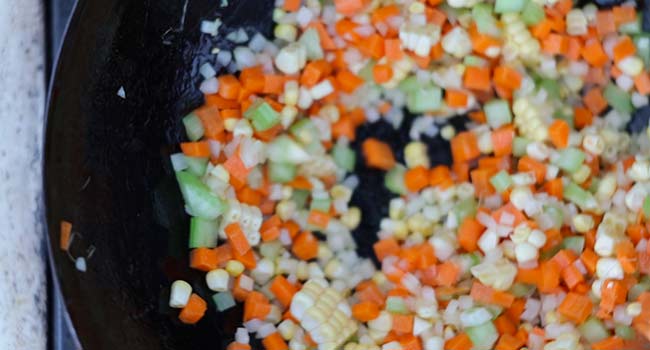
291,190,310,208
490,170,512,193
358,60,376,82
183,113,205,141
385,165,407,195
578,317,610,343
176,171,227,220
513,137,531,157
269,162,297,183
290,118,319,145
634,35,650,67
543,204,564,230
298,27,324,60
620,16,641,34
509,283,535,297
185,156,209,177
484,99,512,129
244,100,280,131
562,236,585,255
268,136,311,164
464,55,487,67
472,3,500,36
494,0,526,14
521,1,544,25
212,292,236,311
189,217,219,248
643,195,650,219
553,147,586,174
332,143,356,172
407,86,442,113
628,277,650,301
615,325,636,340
604,84,633,114
310,198,331,212
564,182,595,209
398,76,421,93
540,244,562,260
539,79,561,100
466,322,498,350
386,296,408,314
454,197,477,223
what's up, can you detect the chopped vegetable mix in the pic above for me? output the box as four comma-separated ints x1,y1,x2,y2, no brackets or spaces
166,0,650,349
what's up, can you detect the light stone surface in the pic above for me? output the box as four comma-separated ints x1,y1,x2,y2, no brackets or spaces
0,0,48,349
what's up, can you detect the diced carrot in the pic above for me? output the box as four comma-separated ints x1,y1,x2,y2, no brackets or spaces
262,332,288,350
613,6,636,26
458,217,484,252
435,261,460,287
491,125,514,157
283,0,300,11
471,167,496,197
548,119,570,149
581,40,609,67
494,314,517,335
306,21,336,51
518,156,546,184
591,336,625,350
307,210,330,229
405,166,430,192
384,39,404,61
335,0,368,16
291,231,318,260
600,279,627,313
445,333,473,350
223,153,251,186
218,75,241,100
453,162,470,182
542,34,569,55
227,342,253,350
596,11,616,37
635,72,650,96
286,175,313,190
60,220,72,251
493,66,522,91
357,34,385,59
613,36,636,63
445,89,469,108
374,238,401,261
214,243,233,267
558,292,593,324
429,165,453,188
336,70,365,93
244,292,271,321
362,138,395,170
506,298,526,324
616,240,637,273
451,131,480,163
469,26,501,58
583,87,608,115
181,141,211,157
269,275,297,307
495,334,525,350
531,19,553,39
237,186,262,206
190,248,218,271
373,64,393,84
463,66,491,93
580,249,599,275
469,110,486,124
574,106,594,129
352,301,380,322
391,314,414,335
300,60,332,87
232,246,257,269
179,293,207,324
225,223,251,256
537,261,561,293
356,280,386,307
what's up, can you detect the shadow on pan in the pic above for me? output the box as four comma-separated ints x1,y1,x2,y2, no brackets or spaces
44,0,274,349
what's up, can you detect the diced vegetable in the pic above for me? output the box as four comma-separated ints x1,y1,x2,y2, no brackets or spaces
189,217,219,248
578,317,610,343
176,171,227,219
183,113,205,141
244,100,281,131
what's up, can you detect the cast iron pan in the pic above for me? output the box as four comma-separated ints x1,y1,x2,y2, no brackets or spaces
43,0,461,349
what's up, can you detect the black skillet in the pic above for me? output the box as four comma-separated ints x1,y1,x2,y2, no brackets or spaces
44,0,650,349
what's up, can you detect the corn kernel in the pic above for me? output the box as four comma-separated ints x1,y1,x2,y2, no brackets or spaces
226,260,245,276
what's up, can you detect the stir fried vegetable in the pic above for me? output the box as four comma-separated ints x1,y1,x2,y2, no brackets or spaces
166,0,650,349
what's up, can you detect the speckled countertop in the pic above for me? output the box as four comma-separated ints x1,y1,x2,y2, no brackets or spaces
0,1,48,349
